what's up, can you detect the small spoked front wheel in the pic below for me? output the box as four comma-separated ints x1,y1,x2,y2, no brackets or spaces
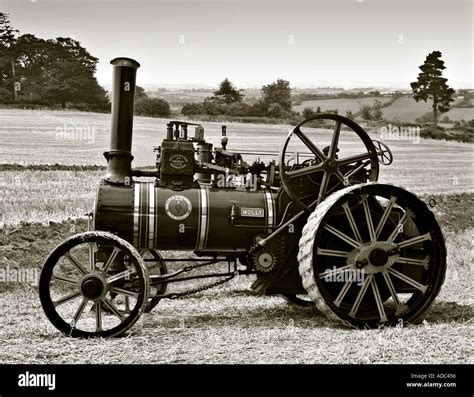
298,183,447,328
39,231,150,337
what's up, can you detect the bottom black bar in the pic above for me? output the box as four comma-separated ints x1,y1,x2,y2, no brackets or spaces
0,364,471,395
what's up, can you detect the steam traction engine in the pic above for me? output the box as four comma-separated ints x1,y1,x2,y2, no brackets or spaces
39,58,447,337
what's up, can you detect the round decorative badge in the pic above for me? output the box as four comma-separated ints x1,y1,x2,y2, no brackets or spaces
169,154,188,170
165,195,192,220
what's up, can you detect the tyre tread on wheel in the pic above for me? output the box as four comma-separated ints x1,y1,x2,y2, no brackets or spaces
298,182,447,328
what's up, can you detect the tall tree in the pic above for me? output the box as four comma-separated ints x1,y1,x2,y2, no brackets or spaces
261,79,292,111
0,15,109,110
39,37,108,109
410,51,455,125
0,13,18,99
13,34,50,100
213,78,243,104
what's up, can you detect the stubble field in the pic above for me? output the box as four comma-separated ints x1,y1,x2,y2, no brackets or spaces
0,109,472,364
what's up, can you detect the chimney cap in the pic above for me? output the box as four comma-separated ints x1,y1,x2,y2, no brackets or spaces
110,57,140,69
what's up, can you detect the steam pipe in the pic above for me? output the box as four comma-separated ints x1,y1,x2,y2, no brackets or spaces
103,57,140,184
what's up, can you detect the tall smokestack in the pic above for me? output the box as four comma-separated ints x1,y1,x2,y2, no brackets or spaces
103,57,140,184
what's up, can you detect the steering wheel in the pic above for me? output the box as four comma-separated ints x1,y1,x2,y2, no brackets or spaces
279,114,379,212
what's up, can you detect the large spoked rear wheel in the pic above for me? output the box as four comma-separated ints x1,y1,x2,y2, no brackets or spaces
39,231,150,337
298,183,446,328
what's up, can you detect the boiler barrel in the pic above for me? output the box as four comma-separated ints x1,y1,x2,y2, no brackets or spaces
94,182,276,252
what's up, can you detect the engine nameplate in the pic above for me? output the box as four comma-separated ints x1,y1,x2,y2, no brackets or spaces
240,207,265,218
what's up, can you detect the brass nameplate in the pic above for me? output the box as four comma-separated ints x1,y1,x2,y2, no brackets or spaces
240,207,264,218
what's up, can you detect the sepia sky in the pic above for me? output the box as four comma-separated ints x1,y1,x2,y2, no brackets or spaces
1,0,472,88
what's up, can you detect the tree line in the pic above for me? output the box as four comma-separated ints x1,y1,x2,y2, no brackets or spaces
0,13,109,111
182,77,293,119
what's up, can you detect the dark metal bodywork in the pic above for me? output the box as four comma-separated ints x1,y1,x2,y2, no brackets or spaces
38,57,447,337
96,182,276,252
93,57,306,295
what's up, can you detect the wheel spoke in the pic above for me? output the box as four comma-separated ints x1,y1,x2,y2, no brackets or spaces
65,253,87,276
375,196,397,238
89,242,97,271
102,246,121,273
318,264,353,279
349,274,372,318
287,163,324,179
336,152,371,166
333,169,346,183
299,191,320,201
361,195,376,242
342,202,363,243
334,277,354,307
379,148,391,163
395,256,429,269
125,297,131,314
371,276,388,322
344,159,371,180
95,301,103,332
325,163,366,196
109,286,139,298
52,274,79,286
73,298,89,325
295,128,327,161
101,298,126,321
329,121,341,159
325,183,342,197
382,271,401,307
317,172,330,205
316,248,350,258
388,268,427,293
54,291,81,307
387,213,407,242
106,268,137,284
324,224,360,249
397,233,432,249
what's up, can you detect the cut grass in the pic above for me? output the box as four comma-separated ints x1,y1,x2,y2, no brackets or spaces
0,109,472,363
0,241,471,364
0,170,102,227
0,205,472,364
1,108,473,168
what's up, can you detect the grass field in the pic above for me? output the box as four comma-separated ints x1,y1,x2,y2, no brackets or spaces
0,109,472,364
293,96,474,123
0,207,472,364
443,107,474,122
379,97,433,122
0,170,102,227
0,110,472,227
369,97,474,123
293,97,393,114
